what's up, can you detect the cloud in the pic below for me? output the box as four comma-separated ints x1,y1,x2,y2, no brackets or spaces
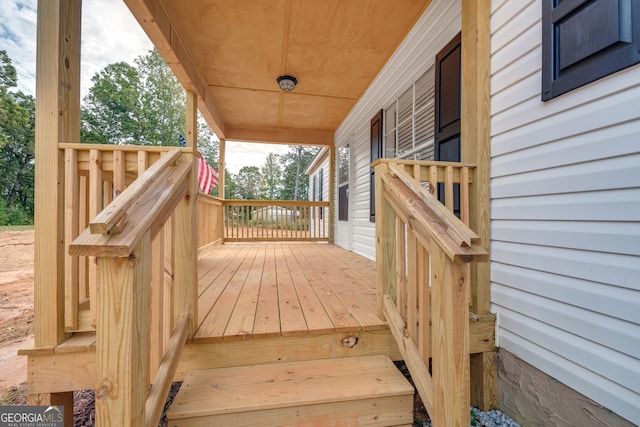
1,1,304,174
225,141,292,175
0,1,37,94
0,0,152,97
80,0,153,98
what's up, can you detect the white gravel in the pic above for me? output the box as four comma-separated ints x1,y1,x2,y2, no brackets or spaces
420,407,522,427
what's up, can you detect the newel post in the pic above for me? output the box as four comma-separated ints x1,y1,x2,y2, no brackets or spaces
173,90,199,337
95,231,151,426
374,161,396,317
431,251,471,426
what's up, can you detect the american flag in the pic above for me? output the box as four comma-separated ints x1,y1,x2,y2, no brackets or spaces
198,157,218,194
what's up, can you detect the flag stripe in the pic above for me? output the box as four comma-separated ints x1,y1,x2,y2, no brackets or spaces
198,157,218,194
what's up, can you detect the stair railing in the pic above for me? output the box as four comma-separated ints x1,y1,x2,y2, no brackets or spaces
374,159,488,426
69,147,198,427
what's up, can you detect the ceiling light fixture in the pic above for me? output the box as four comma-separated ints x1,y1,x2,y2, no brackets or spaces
277,75,297,92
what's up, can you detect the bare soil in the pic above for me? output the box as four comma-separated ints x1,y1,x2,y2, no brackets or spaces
0,230,429,425
0,230,34,397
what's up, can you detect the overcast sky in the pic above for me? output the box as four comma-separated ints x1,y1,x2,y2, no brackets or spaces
0,0,289,174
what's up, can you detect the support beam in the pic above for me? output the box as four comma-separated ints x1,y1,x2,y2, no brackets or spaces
218,138,226,199
174,91,199,337
33,0,81,422
461,0,497,410
328,144,335,244
185,90,197,149
34,0,81,347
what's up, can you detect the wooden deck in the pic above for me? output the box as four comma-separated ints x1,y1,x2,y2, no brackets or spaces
194,242,384,342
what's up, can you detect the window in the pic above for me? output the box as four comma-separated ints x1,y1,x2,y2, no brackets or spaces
384,65,436,161
338,146,349,221
542,0,640,101
318,168,324,219
370,110,383,222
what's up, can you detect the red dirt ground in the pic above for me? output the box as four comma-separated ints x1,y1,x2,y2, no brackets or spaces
0,230,34,397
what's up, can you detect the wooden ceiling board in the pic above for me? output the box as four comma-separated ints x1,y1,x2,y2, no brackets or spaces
285,0,430,99
279,94,356,131
161,0,287,91
207,86,282,129
130,0,432,144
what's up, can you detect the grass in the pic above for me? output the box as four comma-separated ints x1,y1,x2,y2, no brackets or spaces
0,383,28,406
0,225,34,232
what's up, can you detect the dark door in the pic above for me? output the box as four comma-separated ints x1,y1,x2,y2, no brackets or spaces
434,33,461,214
370,110,383,222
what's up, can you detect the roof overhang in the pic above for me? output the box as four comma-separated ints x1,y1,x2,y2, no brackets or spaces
123,0,432,146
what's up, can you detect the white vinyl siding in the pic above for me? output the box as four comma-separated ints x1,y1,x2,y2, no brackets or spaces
490,0,640,424
308,153,330,239
335,0,461,260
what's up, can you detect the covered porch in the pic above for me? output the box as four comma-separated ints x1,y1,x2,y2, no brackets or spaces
29,0,493,425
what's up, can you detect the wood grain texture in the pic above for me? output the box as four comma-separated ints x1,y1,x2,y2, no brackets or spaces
95,231,151,426
167,355,413,426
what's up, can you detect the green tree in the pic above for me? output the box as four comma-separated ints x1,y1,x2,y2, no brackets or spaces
234,166,261,200
135,49,185,145
81,61,142,144
279,146,318,200
260,152,282,199
0,50,35,224
81,48,186,145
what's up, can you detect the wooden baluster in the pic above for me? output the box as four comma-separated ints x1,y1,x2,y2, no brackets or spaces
418,243,431,361
89,149,102,327
396,218,406,317
444,165,454,213
150,222,165,379
163,216,175,350
64,148,79,330
138,150,148,175
407,231,418,343
79,175,89,302
429,165,438,199
113,150,126,198
460,166,470,226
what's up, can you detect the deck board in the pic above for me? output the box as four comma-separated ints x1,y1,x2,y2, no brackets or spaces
194,243,386,342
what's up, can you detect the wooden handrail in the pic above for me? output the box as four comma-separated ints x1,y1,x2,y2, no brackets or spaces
374,160,488,426
67,149,197,426
145,312,190,427
89,148,182,235
380,169,487,263
387,163,479,248
70,159,190,257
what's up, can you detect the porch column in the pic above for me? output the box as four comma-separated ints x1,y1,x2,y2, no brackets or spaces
461,0,497,410
328,144,335,243
174,90,198,337
31,0,81,422
218,138,226,198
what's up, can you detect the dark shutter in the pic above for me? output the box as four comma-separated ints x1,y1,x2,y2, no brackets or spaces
370,110,383,222
338,185,349,221
434,32,461,161
434,33,461,216
542,0,640,100
319,168,324,219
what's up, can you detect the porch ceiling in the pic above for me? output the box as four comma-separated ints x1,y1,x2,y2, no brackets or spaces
123,0,432,145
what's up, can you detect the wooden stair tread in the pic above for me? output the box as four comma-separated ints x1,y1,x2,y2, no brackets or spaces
167,355,414,425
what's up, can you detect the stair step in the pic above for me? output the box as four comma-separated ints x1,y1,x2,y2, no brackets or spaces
167,355,414,426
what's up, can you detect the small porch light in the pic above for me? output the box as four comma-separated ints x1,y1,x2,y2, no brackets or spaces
277,75,297,92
